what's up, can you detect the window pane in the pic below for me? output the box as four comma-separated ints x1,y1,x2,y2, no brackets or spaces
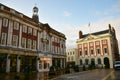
22,25,27,33
33,40,36,49
33,29,37,36
12,35,18,46
1,33,7,45
3,18,8,27
28,27,32,35
27,39,31,49
14,21,19,30
21,37,26,48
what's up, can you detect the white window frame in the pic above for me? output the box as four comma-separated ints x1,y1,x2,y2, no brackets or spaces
21,37,26,48
96,41,99,45
33,40,36,49
27,39,32,49
28,27,32,35
12,35,18,47
3,18,8,27
103,40,107,44
14,21,19,30
1,33,7,45
22,25,27,33
33,29,37,36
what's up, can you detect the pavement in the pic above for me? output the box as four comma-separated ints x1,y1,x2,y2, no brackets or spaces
0,69,116,80
0,71,49,80
52,69,113,80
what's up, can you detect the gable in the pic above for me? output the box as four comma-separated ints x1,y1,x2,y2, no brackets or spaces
83,34,98,41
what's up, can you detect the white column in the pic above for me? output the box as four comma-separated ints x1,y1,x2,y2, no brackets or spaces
42,61,44,71
36,59,39,72
7,19,13,46
37,31,40,50
0,17,2,38
17,56,20,72
6,55,10,73
50,58,52,67
60,59,62,68
64,58,66,68
18,25,22,48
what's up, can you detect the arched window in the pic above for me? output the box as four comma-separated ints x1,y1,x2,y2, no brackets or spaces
80,59,83,65
98,58,101,64
85,59,89,65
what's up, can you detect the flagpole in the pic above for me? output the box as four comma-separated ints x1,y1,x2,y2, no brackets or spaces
88,23,91,34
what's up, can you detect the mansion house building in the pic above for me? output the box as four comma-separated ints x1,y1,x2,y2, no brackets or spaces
76,24,119,68
0,3,66,73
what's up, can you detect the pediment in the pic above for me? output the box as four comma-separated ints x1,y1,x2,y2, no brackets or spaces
83,34,97,40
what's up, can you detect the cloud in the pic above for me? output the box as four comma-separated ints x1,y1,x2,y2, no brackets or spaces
58,17,120,51
63,11,72,17
93,0,120,18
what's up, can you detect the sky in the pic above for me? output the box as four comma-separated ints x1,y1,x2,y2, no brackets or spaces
0,0,120,51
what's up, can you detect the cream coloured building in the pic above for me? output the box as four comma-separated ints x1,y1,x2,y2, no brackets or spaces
76,24,119,68
66,48,78,67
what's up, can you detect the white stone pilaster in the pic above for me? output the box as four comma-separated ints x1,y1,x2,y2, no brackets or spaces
17,56,20,72
0,17,2,38
18,25,22,48
7,19,13,46
42,61,44,70
36,59,39,72
50,58,52,67
60,59,62,68
37,31,40,50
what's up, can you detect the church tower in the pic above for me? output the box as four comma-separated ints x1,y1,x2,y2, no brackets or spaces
32,6,39,22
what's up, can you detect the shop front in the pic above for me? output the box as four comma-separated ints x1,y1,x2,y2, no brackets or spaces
0,54,7,73
37,54,52,72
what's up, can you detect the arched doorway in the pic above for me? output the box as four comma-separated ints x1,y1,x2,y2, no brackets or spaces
91,58,95,69
104,57,110,68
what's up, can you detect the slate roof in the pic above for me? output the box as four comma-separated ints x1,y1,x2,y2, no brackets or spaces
82,29,109,38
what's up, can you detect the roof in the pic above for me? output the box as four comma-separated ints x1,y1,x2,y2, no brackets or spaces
82,29,109,38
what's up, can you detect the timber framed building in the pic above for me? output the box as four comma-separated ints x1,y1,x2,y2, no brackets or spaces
0,3,66,73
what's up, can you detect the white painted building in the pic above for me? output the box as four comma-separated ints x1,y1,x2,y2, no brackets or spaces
76,25,119,69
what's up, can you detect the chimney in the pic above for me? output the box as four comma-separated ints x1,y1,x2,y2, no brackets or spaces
79,31,83,39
